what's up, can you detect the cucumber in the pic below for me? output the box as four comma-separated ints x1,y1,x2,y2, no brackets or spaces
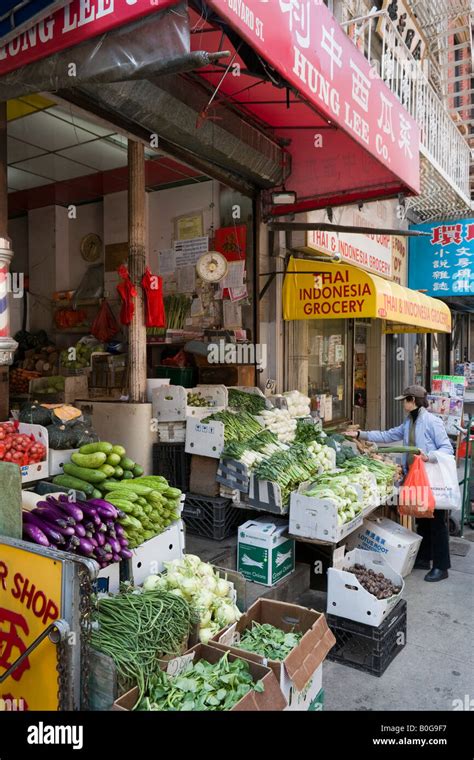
122,470,134,480
106,453,121,466
114,466,124,478
71,452,107,469
133,465,144,477
79,442,113,455
53,474,95,497
63,463,107,484
92,488,102,499
107,490,138,503
112,445,126,457
102,481,153,496
99,464,116,477
120,456,135,471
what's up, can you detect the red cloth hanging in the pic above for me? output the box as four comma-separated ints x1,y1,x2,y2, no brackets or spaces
116,265,137,325
141,267,165,328
91,299,120,342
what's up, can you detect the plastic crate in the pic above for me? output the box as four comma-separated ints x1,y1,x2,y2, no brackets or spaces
153,442,191,492
327,599,407,677
152,366,196,387
182,493,243,541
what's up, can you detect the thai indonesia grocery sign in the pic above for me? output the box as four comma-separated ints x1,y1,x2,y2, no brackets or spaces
0,0,180,75
408,218,474,296
206,0,420,193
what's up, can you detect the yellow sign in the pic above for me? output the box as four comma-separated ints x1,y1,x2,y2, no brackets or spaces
0,544,62,711
282,257,451,333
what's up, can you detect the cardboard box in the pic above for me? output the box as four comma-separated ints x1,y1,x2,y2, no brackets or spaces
344,516,422,577
327,548,405,627
113,643,287,711
30,375,88,403
237,518,295,587
211,598,335,711
189,455,220,497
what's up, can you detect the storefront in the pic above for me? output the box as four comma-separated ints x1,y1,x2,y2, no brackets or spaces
282,255,452,428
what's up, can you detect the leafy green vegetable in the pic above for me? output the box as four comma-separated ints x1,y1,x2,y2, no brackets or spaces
235,622,303,661
227,388,267,414
202,410,263,443
136,652,264,711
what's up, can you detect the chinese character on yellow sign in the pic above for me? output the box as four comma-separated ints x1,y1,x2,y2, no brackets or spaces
0,544,62,711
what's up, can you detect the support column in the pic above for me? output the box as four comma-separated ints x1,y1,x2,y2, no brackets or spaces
0,103,17,420
127,140,147,403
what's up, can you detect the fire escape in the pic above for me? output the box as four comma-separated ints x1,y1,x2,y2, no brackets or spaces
341,1,473,221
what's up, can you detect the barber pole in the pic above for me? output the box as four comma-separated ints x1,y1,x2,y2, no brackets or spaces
0,238,18,364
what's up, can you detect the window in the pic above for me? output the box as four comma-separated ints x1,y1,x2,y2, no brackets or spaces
308,319,350,422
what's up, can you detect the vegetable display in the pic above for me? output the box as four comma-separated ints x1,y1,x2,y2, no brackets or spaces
303,474,364,525
253,441,335,504
259,408,297,443
0,421,46,466
202,410,263,444
137,652,264,712
222,430,288,470
91,588,196,697
53,441,145,501
100,476,182,548
235,622,303,661
282,390,311,418
187,391,208,407
227,388,267,414
345,563,402,599
22,494,131,566
341,457,398,500
143,554,241,643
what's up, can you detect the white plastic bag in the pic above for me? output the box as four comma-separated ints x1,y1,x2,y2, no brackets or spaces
424,452,461,509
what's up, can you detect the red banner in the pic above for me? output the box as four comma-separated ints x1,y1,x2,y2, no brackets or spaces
205,0,420,193
0,0,180,75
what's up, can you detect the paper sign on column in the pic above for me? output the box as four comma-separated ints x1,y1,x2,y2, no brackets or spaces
159,249,176,276
174,237,208,267
177,265,196,293
223,300,242,328
190,296,205,317
229,286,248,302
221,260,245,289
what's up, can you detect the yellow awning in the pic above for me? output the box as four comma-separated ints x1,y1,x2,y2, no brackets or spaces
282,257,451,334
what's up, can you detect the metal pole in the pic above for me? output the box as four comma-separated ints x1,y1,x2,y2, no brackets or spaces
127,140,147,403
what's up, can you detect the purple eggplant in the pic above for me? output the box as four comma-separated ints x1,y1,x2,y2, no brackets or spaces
35,504,75,527
97,522,107,533
88,499,119,518
112,553,121,563
64,536,81,552
119,548,133,559
103,543,112,554
95,532,106,547
74,523,86,538
89,537,99,548
23,512,65,545
108,537,121,555
77,538,95,556
115,524,125,538
76,502,100,522
54,500,84,523
119,538,129,548
23,523,50,547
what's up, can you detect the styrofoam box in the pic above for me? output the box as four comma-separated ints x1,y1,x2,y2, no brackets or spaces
147,378,170,404
289,482,364,544
153,384,227,422
185,418,225,458
128,519,185,586
14,422,49,483
48,447,79,477
327,548,405,627
344,516,423,577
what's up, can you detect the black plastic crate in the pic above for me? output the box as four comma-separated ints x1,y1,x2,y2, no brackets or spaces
327,599,407,677
182,493,244,541
153,442,191,492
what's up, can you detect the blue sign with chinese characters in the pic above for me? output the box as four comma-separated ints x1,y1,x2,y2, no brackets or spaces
409,218,474,296
0,1,71,46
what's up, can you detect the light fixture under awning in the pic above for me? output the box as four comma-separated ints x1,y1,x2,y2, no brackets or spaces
282,257,451,334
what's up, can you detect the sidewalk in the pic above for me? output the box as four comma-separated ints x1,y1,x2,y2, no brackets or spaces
318,531,474,711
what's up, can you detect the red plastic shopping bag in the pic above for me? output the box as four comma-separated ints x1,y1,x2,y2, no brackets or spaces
398,455,435,518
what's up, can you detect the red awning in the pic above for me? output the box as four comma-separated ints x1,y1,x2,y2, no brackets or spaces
192,1,420,214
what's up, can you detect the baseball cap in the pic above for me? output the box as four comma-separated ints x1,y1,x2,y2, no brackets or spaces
394,385,427,400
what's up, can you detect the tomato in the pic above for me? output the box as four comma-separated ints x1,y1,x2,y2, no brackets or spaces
4,451,13,461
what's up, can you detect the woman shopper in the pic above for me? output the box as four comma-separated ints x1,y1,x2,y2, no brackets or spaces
345,386,454,582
